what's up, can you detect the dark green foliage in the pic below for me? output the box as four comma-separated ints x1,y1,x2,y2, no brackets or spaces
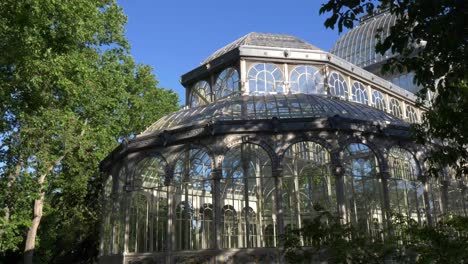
283,206,468,263
320,0,468,178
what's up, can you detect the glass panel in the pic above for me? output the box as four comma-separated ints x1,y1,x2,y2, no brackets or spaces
405,105,418,123
190,80,211,108
388,148,425,224
343,143,383,236
351,81,369,105
389,98,403,118
214,67,239,100
221,143,275,248
290,65,324,95
282,141,333,246
328,71,348,99
371,90,387,111
173,148,213,250
248,63,284,95
129,156,168,253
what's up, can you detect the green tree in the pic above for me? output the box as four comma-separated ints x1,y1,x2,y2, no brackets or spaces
0,0,179,263
319,0,467,178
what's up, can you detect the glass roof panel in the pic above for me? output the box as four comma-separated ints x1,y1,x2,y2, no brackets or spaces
141,94,408,135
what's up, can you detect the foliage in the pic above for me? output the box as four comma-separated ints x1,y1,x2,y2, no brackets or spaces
282,205,468,263
0,0,179,263
319,0,468,178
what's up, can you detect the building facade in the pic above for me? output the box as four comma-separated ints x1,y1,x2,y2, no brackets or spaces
98,19,467,264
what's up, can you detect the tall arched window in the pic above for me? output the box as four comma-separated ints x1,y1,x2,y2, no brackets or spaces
173,148,213,250
371,90,387,111
351,81,369,105
129,156,167,253
343,143,383,235
282,141,333,246
328,71,348,99
221,143,275,248
406,105,418,123
214,67,239,100
389,98,402,118
248,63,284,95
388,148,425,223
289,65,324,94
221,205,238,248
189,80,211,107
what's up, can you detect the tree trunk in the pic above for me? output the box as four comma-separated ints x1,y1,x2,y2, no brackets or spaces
23,120,87,264
24,192,45,264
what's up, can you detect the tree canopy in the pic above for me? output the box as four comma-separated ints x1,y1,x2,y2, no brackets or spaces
0,0,179,263
320,0,467,178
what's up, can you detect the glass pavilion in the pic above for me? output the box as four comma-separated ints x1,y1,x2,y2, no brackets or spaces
98,17,467,264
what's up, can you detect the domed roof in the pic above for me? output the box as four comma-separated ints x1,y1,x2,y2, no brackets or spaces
141,93,408,135
330,11,396,68
202,32,322,64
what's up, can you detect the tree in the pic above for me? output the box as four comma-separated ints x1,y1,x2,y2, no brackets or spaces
0,0,179,263
319,0,467,178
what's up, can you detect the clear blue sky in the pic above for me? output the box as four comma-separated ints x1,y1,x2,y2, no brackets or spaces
117,0,346,104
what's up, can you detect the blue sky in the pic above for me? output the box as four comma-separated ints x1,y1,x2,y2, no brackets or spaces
117,0,346,104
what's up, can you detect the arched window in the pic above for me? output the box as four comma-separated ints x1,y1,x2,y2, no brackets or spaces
406,105,418,123
388,148,425,223
214,67,239,100
371,90,387,111
189,80,211,107
289,65,324,94
221,206,238,248
389,98,402,118
221,143,275,248
328,71,348,99
129,156,168,253
351,81,369,104
174,148,213,250
248,63,284,95
343,143,383,235
282,141,333,246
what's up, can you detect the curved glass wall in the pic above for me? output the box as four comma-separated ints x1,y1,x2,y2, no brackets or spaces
248,63,284,95
328,71,348,99
351,81,369,105
289,65,324,94
343,143,383,235
282,141,333,245
173,148,213,250
330,12,396,68
221,143,275,248
214,67,239,100
129,156,168,253
388,148,425,223
189,81,211,108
